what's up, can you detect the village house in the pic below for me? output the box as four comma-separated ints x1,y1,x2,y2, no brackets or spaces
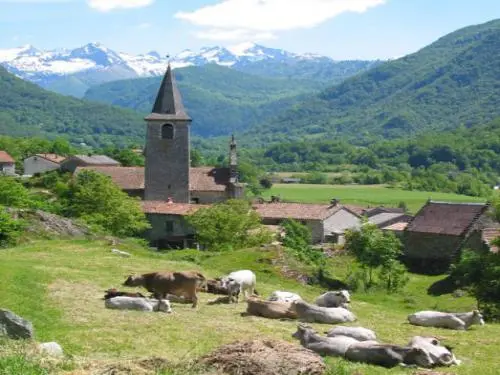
23,153,66,176
60,154,121,173
0,151,16,175
402,200,494,274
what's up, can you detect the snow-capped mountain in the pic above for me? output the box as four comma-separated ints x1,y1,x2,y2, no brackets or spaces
0,42,333,97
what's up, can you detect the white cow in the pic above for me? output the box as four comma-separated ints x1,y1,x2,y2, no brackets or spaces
104,296,172,313
292,300,356,324
408,310,485,330
326,326,377,342
408,336,461,367
220,270,256,303
267,291,302,303
315,290,351,308
292,324,360,357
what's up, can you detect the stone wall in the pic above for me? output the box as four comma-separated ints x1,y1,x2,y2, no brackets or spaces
323,209,361,239
144,213,195,248
23,156,60,176
191,191,227,204
0,162,15,176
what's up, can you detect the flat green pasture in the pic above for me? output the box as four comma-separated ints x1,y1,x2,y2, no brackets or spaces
0,239,499,374
262,184,486,213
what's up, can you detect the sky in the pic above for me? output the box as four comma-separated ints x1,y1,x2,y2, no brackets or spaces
0,0,500,59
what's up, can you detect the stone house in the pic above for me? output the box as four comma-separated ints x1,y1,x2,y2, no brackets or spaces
60,155,120,173
0,151,15,175
74,166,145,198
252,202,361,244
403,200,492,274
141,201,207,249
23,153,66,176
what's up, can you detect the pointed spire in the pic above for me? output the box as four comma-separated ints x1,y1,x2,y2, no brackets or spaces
148,63,191,121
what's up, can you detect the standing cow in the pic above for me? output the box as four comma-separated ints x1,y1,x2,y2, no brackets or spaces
123,271,206,308
220,270,256,303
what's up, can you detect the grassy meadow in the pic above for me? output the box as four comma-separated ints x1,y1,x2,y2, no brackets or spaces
262,184,486,213
1,239,499,374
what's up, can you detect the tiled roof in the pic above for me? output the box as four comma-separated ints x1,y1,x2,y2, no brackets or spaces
368,212,408,226
75,166,230,192
190,167,230,192
482,228,500,253
252,202,342,221
141,201,208,215
382,221,408,231
0,151,15,163
406,201,489,236
343,205,367,216
75,166,145,190
71,155,120,165
34,153,66,164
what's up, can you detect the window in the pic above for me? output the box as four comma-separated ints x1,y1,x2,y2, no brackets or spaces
165,221,174,234
161,124,174,139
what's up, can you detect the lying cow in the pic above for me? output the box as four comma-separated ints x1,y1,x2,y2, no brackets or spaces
292,300,356,324
315,290,351,309
408,336,461,367
345,341,433,368
267,291,302,303
408,310,485,330
326,326,377,342
103,288,146,300
123,270,206,308
104,296,172,313
220,270,256,303
246,297,298,319
292,324,359,357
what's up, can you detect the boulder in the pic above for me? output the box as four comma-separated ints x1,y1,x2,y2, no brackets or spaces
201,339,325,375
39,342,64,357
0,309,34,339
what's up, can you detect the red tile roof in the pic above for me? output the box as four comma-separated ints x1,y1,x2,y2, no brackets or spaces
406,201,489,236
35,153,66,164
75,166,230,192
382,221,408,231
0,151,15,163
141,201,208,215
482,228,500,253
252,202,342,221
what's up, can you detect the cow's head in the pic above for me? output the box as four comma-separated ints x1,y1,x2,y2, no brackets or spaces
157,299,172,313
472,310,485,326
123,274,142,287
292,324,314,341
404,347,434,368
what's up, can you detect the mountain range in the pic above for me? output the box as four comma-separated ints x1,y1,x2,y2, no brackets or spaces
0,42,378,98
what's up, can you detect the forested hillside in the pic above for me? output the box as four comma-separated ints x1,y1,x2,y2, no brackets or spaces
0,66,145,147
84,64,328,137
245,19,500,144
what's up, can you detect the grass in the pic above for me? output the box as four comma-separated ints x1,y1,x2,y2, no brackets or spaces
0,239,499,374
262,184,486,213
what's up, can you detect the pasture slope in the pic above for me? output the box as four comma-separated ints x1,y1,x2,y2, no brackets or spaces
262,184,486,213
0,239,499,374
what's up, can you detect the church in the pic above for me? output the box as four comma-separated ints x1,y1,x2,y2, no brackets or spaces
140,64,245,248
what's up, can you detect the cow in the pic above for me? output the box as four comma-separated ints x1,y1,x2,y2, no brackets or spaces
123,271,206,308
104,296,172,313
408,336,461,367
199,279,230,295
345,341,434,368
291,300,356,324
220,270,256,303
325,326,377,342
246,297,298,319
408,310,485,330
103,288,146,300
267,291,302,303
292,324,359,357
315,290,351,309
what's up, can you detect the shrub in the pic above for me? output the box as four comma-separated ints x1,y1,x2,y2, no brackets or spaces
0,206,24,247
282,219,325,266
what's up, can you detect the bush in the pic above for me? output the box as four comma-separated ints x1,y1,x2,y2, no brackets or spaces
0,206,24,247
282,219,325,266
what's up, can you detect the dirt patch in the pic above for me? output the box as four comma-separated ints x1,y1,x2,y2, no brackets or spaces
200,339,325,375
67,357,170,375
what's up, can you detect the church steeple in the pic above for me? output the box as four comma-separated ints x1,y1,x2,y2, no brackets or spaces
229,134,238,183
147,64,191,121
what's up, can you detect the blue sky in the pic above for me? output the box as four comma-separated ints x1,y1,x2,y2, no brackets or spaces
1,0,499,59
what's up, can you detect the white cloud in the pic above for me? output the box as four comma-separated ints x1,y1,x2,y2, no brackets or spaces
195,28,276,41
137,22,152,29
87,0,154,11
176,0,386,40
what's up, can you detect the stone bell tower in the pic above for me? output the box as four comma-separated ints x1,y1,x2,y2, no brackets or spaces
144,64,191,203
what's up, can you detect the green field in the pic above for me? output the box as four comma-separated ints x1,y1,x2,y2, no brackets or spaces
262,184,487,213
1,239,499,374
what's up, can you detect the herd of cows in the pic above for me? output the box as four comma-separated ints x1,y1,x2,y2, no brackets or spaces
103,269,485,369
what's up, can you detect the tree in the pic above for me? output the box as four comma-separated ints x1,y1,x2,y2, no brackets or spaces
0,178,33,208
64,170,150,237
0,206,24,247
281,219,324,266
186,199,271,251
345,221,407,292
